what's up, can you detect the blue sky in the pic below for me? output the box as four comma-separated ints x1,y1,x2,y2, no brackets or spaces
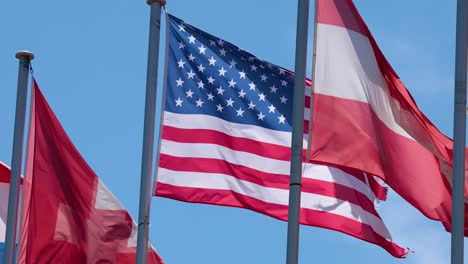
0,0,466,263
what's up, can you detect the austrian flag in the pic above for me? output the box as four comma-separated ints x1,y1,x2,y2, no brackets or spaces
310,0,468,234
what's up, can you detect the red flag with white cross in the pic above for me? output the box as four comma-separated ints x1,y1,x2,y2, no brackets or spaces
18,79,164,264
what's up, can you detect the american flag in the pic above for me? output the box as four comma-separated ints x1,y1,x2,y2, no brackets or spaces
154,14,407,257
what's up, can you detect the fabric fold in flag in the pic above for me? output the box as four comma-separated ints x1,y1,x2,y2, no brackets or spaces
310,0,468,234
18,80,164,264
154,13,407,258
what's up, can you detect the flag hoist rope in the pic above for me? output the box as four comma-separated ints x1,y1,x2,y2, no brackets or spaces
136,0,165,263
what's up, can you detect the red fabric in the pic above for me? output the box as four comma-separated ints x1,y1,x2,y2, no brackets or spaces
311,0,468,234
156,183,407,258
0,162,11,183
19,80,164,264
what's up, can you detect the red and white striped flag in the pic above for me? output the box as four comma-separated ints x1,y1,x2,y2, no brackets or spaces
310,0,468,234
154,14,407,257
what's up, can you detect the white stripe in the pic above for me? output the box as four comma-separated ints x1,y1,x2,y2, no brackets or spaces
161,140,378,203
95,180,125,210
163,112,309,147
157,168,392,240
303,164,377,202
0,183,8,242
314,24,414,140
161,139,290,175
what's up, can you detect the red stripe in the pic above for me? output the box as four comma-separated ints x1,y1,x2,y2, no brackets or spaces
311,93,453,224
317,0,367,36
159,154,380,217
304,95,311,109
162,125,292,161
155,183,408,258
0,162,11,183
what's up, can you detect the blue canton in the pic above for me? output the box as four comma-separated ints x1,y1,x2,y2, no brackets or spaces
165,14,296,132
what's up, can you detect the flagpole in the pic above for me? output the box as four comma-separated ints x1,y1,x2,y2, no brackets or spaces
136,1,165,263
3,51,34,264
286,0,310,263
451,0,468,263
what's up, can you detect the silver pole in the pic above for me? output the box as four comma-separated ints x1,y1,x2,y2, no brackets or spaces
286,0,310,264
3,51,34,264
136,1,164,263
451,0,468,263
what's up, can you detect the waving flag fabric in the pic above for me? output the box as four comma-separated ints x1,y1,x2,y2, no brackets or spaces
154,14,407,257
18,80,164,264
0,162,12,263
310,0,468,234
0,162,22,264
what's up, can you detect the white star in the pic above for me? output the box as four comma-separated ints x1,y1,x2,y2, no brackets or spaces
216,86,225,95
218,39,224,46
176,78,184,87
260,64,265,69
209,56,217,66
219,48,227,56
188,35,196,44
188,53,196,62
257,112,265,120
197,80,205,89
239,70,247,79
216,104,223,112
178,24,186,32
187,70,195,79
195,98,204,107
258,93,266,101
207,76,215,84
209,40,216,46
238,89,246,98
229,59,237,68
228,79,236,88
279,68,286,75
266,63,273,69
186,89,194,98
177,59,186,68
207,93,215,100
226,98,235,107
268,104,276,113
248,101,256,109
270,85,278,93
278,115,286,124
178,41,186,49
236,107,245,117
218,67,227,76
248,82,256,91
281,80,288,86
250,65,257,71
260,74,268,82
175,97,183,107
248,56,255,62
280,96,288,104
198,45,207,54
198,64,205,72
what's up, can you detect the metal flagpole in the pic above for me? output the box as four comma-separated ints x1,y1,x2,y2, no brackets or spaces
136,1,165,263
451,0,468,263
3,51,34,264
286,0,310,263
